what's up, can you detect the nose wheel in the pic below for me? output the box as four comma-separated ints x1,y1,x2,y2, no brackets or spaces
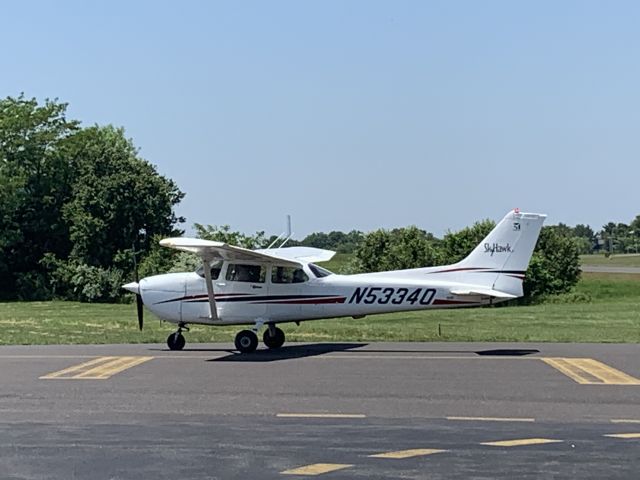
167,323,188,351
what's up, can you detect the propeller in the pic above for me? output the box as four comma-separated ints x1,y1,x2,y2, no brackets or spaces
123,280,144,330
135,294,144,330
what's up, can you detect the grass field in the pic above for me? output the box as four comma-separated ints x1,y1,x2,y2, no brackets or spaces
1,272,638,345
580,253,640,267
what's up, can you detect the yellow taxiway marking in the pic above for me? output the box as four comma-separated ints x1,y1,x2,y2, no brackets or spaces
369,448,447,459
611,419,640,424
481,438,563,447
276,413,366,419
281,463,352,475
604,433,640,439
40,356,153,380
541,358,640,385
446,416,535,423
0,355,96,359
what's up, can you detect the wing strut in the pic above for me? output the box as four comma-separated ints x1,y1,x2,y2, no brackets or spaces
202,259,219,321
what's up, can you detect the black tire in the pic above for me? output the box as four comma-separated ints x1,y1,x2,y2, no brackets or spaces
167,332,186,351
263,326,285,349
235,330,259,353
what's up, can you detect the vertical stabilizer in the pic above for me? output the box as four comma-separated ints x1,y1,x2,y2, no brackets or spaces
452,209,546,297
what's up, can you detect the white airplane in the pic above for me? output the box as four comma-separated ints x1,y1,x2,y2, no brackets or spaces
123,209,545,353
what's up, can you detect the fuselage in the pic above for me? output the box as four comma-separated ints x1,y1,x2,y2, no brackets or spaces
140,261,497,326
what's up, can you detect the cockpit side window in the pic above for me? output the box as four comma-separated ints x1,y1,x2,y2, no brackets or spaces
272,266,309,284
226,264,266,283
196,260,223,280
308,263,333,278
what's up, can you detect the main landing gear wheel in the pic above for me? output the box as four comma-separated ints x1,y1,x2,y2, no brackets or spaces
167,332,186,351
235,330,258,353
263,326,285,349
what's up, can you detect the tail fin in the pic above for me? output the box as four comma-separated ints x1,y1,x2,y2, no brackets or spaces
451,209,546,297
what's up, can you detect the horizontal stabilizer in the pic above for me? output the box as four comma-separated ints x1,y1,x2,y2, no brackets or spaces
449,288,517,299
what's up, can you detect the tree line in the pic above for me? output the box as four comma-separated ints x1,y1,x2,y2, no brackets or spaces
0,96,183,301
1,96,634,303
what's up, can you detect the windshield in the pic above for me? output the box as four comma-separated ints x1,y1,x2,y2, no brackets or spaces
308,263,334,278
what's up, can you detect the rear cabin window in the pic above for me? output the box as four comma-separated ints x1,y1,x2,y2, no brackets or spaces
271,266,308,284
226,264,266,283
196,260,223,280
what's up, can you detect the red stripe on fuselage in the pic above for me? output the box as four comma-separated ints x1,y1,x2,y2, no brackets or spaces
253,297,346,305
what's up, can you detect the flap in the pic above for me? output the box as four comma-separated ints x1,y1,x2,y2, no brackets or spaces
254,246,336,263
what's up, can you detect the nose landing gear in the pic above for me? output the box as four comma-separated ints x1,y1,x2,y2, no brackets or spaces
167,323,189,351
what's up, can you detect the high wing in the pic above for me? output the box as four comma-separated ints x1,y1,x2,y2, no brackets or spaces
159,238,301,267
254,246,336,264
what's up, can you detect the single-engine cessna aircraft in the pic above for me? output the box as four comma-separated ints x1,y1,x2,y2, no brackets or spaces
123,209,545,353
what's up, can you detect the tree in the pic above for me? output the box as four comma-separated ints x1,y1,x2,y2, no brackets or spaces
61,125,184,271
439,219,495,265
572,224,595,254
0,95,185,301
354,226,442,272
573,224,594,241
523,227,581,299
301,230,364,253
0,95,79,299
193,224,268,249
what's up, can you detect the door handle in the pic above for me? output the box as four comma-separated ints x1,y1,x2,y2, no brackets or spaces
251,285,263,289
215,282,226,287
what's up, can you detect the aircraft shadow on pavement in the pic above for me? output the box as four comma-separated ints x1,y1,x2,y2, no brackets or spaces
339,348,540,356
475,349,540,356
209,343,367,362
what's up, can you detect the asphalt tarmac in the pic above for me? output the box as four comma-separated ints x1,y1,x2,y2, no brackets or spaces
1,342,639,479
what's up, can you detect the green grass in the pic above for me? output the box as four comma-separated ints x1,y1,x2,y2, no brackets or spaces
321,253,353,273
1,273,638,345
581,253,640,267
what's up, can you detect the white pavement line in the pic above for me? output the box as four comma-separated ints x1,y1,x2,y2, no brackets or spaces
276,413,366,419
610,419,640,424
446,416,535,423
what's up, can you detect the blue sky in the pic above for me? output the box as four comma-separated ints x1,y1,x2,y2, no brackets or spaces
2,1,639,237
